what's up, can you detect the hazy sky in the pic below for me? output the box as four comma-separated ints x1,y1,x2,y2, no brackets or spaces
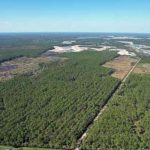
0,0,150,33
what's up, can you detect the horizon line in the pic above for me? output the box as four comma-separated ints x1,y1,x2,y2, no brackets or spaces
0,31,150,34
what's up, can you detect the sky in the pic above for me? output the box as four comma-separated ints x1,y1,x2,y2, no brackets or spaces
0,0,150,33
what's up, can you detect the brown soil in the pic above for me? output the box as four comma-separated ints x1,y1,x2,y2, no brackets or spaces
134,63,150,74
0,56,51,81
103,56,138,79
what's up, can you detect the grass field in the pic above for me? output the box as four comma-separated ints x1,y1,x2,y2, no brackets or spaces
103,56,138,79
0,57,53,81
134,63,150,74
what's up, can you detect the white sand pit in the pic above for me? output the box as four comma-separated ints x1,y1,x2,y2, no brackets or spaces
110,49,136,56
50,45,88,53
49,45,112,53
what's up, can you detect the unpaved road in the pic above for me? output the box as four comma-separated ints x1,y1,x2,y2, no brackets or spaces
75,57,141,150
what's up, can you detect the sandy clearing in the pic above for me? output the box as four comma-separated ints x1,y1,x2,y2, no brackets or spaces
49,45,112,53
134,63,150,74
50,45,88,53
49,45,136,56
110,49,136,56
118,41,150,55
103,56,138,79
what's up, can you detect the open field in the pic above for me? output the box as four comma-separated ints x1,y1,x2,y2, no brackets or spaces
50,45,112,53
0,57,52,81
103,56,138,79
133,63,150,74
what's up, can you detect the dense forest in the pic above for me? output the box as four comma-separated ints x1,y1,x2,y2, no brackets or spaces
82,74,150,149
0,51,119,149
0,34,55,63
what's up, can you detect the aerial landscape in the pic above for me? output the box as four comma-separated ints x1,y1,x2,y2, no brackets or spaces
0,0,150,150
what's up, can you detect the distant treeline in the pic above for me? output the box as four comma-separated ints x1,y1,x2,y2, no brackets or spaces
0,33,70,63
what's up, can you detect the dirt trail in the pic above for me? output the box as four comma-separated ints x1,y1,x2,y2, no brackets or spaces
75,57,141,150
122,58,141,83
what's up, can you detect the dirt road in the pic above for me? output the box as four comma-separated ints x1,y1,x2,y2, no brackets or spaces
75,57,141,150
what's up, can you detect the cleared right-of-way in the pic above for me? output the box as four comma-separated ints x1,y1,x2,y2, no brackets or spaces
75,57,141,150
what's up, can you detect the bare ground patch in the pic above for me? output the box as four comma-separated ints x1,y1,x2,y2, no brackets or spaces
103,56,138,79
0,56,51,81
133,63,150,74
